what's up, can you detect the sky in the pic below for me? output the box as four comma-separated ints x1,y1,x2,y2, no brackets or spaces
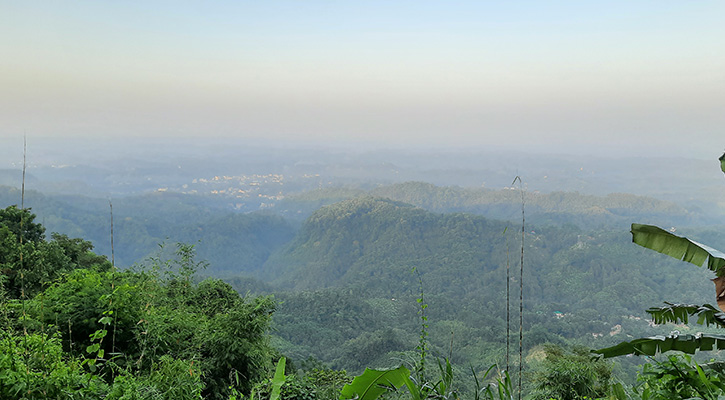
1,1,724,158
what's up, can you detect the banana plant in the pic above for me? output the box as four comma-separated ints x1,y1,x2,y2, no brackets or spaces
631,223,725,310
646,302,725,327
594,332,725,358
339,365,419,400
596,153,725,358
339,361,514,400
270,357,286,400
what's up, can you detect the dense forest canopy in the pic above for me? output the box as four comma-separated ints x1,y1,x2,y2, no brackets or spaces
2,153,725,399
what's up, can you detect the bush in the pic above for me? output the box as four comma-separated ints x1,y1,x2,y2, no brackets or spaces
530,344,612,400
0,331,108,399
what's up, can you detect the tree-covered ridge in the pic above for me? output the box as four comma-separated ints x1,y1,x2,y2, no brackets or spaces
5,176,725,398
258,195,719,381
278,181,703,228
372,182,685,214
262,196,509,290
0,185,296,273
0,180,708,277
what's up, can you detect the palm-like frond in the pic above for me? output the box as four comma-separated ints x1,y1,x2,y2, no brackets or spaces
631,224,725,274
647,303,725,328
594,332,725,358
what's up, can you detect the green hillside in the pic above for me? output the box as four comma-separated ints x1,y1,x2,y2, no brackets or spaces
261,196,716,376
3,185,725,397
4,182,724,387
0,185,296,273
262,196,509,291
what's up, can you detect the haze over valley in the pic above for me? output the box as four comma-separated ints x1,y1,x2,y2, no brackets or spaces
2,1,725,398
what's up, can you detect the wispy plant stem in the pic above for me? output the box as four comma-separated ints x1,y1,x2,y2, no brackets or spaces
504,226,510,373
110,200,118,360
512,175,525,400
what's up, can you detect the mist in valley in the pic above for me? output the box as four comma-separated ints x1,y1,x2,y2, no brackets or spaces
3,1,725,398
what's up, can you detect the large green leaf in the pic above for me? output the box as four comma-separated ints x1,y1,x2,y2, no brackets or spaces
594,332,725,358
270,357,286,400
339,365,411,400
631,223,725,274
647,303,725,328
719,152,725,174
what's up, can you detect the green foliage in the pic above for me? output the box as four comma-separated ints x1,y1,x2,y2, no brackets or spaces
0,205,112,299
270,358,286,400
1,236,278,399
339,365,412,400
105,355,204,400
200,295,276,396
473,366,513,400
595,332,725,358
6,153,725,399
631,223,725,274
304,368,350,399
40,268,145,359
269,196,719,376
262,197,513,291
530,344,612,400
0,205,46,243
0,331,108,399
594,153,725,398
431,357,458,400
597,155,725,360
341,360,516,400
50,232,112,270
247,360,335,400
0,189,297,273
251,374,317,400
249,357,336,400
635,354,725,400
646,302,725,327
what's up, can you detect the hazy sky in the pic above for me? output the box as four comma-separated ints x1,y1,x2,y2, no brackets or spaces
2,1,723,157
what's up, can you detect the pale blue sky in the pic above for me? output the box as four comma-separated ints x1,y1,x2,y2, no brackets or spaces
1,1,723,157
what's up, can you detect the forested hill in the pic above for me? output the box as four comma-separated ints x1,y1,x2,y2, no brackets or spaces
276,181,709,228
261,196,713,306
2,184,723,379
261,196,510,290
261,196,717,373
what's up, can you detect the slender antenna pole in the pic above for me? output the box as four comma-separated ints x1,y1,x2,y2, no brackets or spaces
109,200,118,358
20,136,27,331
110,200,115,271
504,226,510,372
514,176,525,400
21,136,26,211
20,135,29,380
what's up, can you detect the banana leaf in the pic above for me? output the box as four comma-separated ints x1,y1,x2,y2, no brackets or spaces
339,365,411,400
647,303,725,327
594,332,725,358
631,223,725,274
270,357,286,400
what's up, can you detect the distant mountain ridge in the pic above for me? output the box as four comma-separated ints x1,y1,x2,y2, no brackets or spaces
278,181,707,228
0,185,295,272
1,180,715,274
